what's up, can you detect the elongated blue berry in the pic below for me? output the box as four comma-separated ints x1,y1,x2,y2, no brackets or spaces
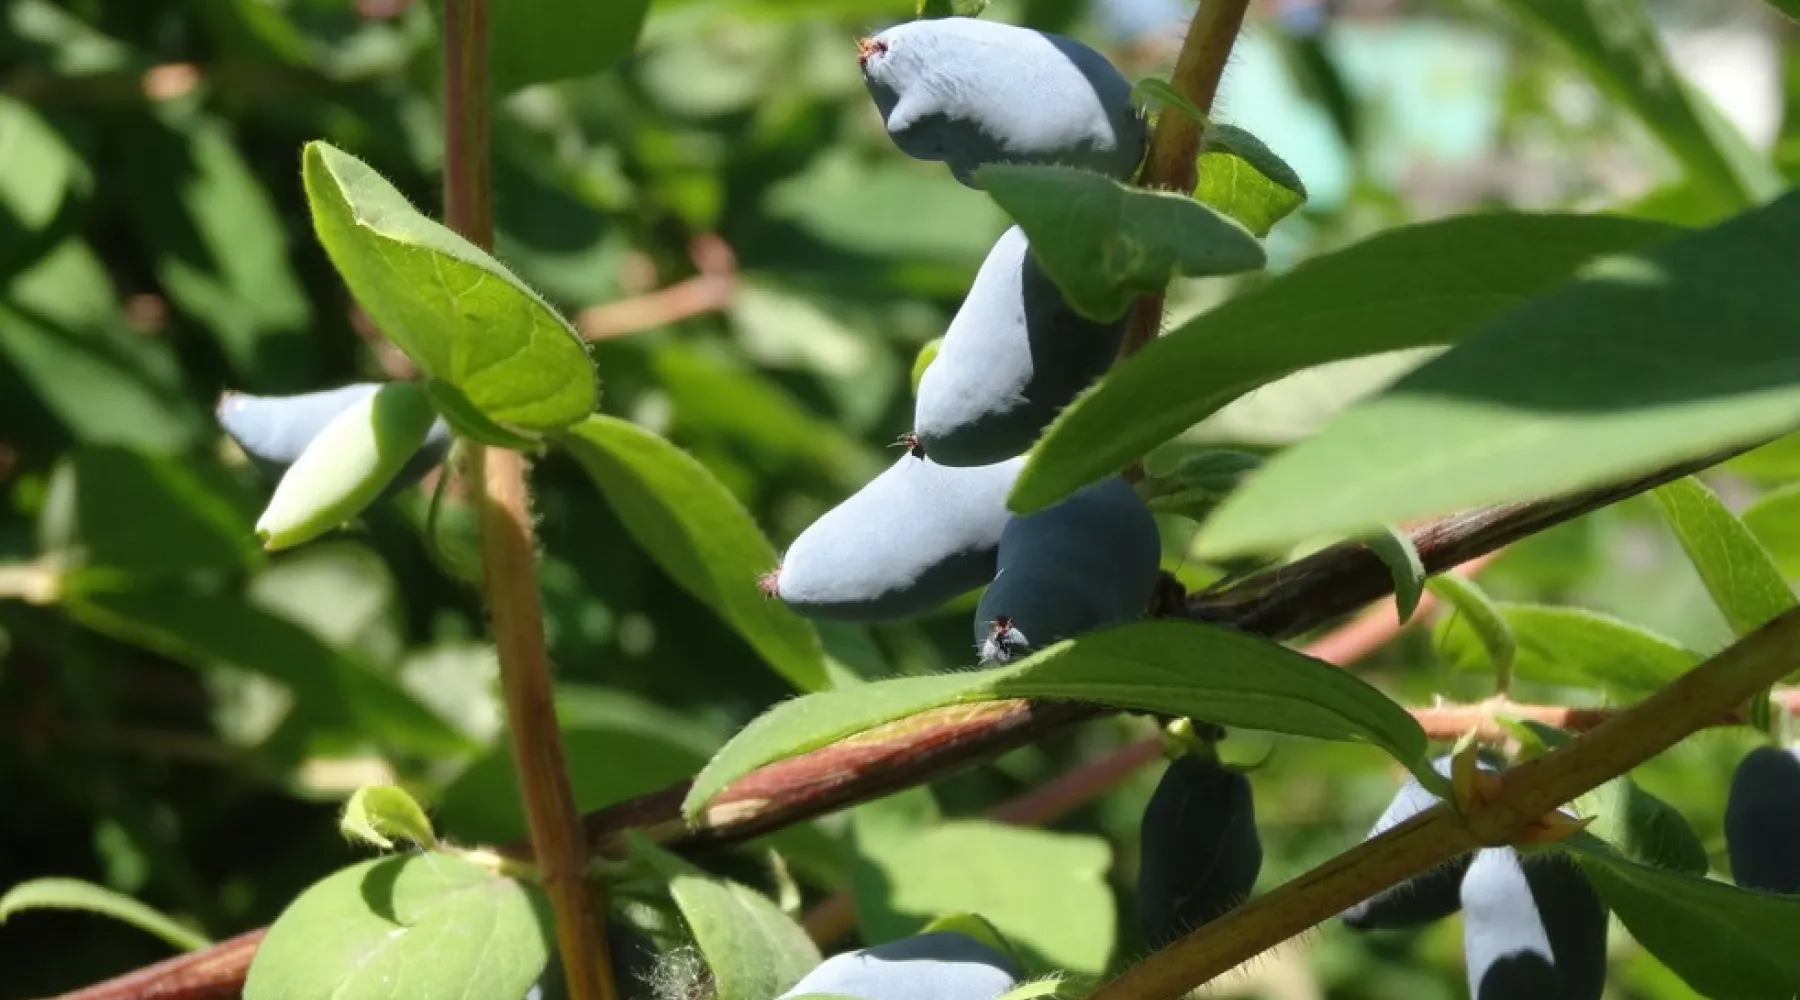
974,476,1158,662
1461,848,1608,1000
1725,744,1800,894
915,226,1126,467
859,17,1147,187
773,452,1024,621
1137,754,1262,947
779,931,1021,1000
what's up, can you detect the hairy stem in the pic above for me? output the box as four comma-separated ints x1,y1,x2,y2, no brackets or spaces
442,3,613,998
1093,607,1800,1000
1116,0,1251,364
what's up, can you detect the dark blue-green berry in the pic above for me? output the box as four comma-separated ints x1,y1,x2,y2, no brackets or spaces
1137,754,1262,948
973,476,1159,662
1725,744,1800,894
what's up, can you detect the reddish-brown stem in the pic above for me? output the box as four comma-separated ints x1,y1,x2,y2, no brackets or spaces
1113,0,1252,366
577,234,737,340
442,2,611,998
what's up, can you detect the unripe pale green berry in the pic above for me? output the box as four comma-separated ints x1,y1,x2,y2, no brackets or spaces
255,380,438,551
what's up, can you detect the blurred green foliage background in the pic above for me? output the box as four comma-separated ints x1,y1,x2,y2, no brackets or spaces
2,0,1798,997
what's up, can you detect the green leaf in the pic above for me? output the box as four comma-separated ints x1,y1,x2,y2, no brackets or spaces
1727,434,1800,484
1367,527,1425,624
491,0,650,94
436,685,718,844
1132,78,1208,128
122,117,313,388
1009,213,1677,514
1435,603,1700,697
557,415,827,692
654,346,876,490
1651,477,1797,636
1561,833,1800,1000
64,590,472,758
686,619,1433,815
1491,0,1780,213
0,877,210,952
1580,777,1709,876
301,142,595,430
1196,191,1800,558
423,379,541,451
0,93,91,279
918,0,989,15
40,446,260,580
1743,483,1800,579
1195,124,1307,238
0,238,202,450
632,837,820,1000
244,855,551,1000
340,785,438,851
1144,449,1262,522
852,819,1114,974
974,164,1266,321
1425,574,1516,686
1761,0,1800,21
1519,730,1710,875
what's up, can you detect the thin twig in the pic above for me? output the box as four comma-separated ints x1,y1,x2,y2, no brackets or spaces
443,2,613,998
576,234,737,341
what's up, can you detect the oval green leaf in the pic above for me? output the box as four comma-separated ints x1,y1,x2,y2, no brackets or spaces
244,855,551,1000
1009,213,1678,514
631,837,820,1000
1651,476,1797,637
1197,192,1800,558
1195,124,1307,238
557,415,827,692
301,142,595,430
340,784,438,852
685,619,1432,815
973,163,1266,322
